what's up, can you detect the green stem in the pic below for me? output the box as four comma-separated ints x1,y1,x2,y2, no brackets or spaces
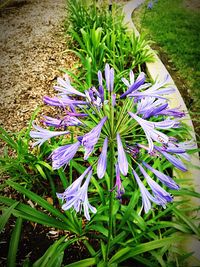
105,131,115,263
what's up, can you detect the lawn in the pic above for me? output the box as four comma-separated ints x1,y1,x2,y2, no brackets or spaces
133,0,200,116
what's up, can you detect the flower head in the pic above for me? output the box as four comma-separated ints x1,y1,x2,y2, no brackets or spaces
31,63,193,218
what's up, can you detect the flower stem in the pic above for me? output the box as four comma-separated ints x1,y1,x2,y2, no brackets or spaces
105,139,115,264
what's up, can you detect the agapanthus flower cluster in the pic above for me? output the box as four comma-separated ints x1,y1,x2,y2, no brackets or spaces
30,64,194,220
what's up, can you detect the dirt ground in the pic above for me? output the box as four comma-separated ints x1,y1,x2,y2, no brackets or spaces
185,0,200,10
0,0,75,132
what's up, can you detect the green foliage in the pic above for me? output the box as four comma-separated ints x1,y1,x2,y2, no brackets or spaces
7,217,23,267
66,0,155,82
0,109,52,189
133,0,200,109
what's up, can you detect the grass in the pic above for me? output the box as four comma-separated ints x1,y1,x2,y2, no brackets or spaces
133,0,200,113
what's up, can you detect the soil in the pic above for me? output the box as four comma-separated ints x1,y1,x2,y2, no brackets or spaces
184,0,200,10
0,0,76,133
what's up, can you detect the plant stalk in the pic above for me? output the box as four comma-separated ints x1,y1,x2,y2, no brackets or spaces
105,140,115,264
105,96,115,264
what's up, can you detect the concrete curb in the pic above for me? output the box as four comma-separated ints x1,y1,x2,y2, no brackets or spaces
123,0,200,264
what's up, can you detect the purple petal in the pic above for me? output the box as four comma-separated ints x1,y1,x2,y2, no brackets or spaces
132,169,161,213
142,161,180,190
51,141,80,169
155,146,187,172
81,117,107,160
117,133,128,176
120,72,146,98
97,137,108,179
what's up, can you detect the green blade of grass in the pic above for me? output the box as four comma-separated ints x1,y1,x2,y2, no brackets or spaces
7,217,23,267
0,202,19,233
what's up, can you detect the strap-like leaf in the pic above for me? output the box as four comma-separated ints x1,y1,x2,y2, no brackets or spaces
0,202,19,232
7,217,23,267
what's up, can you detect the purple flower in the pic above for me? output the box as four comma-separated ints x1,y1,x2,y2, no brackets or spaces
66,112,88,118
112,164,125,200
138,164,173,207
30,122,69,147
51,141,81,170
53,74,86,97
126,144,140,158
105,64,114,92
163,142,193,162
137,97,184,119
137,97,169,119
128,75,175,100
155,146,187,172
85,87,102,109
80,116,107,160
57,166,96,220
128,112,171,152
57,166,92,201
112,93,116,106
147,1,153,9
98,70,104,103
159,107,185,118
132,169,161,213
42,116,63,128
42,115,83,128
120,72,146,99
97,137,108,179
142,161,180,190
43,96,87,108
117,133,128,176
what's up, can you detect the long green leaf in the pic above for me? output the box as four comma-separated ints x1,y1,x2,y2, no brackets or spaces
109,235,184,264
173,208,200,236
7,217,23,267
6,180,67,223
0,202,19,232
0,196,71,231
64,258,97,267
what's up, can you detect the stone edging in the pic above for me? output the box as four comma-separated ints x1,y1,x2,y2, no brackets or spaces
123,0,200,264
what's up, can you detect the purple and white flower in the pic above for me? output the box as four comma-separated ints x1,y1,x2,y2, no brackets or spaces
80,117,107,160
57,166,96,220
155,145,187,172
138,164,173,207
132,169,161,213
43,95,87,108
30,122,69,147
54,74,86,97
42,115,83,128
128,75,175,100
128,112,172,152
97,137,108,179
120,72,147,99
142,161,180,190
105,63,114,92
117,133,128,176
51,141,81,170
112,164,125,200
